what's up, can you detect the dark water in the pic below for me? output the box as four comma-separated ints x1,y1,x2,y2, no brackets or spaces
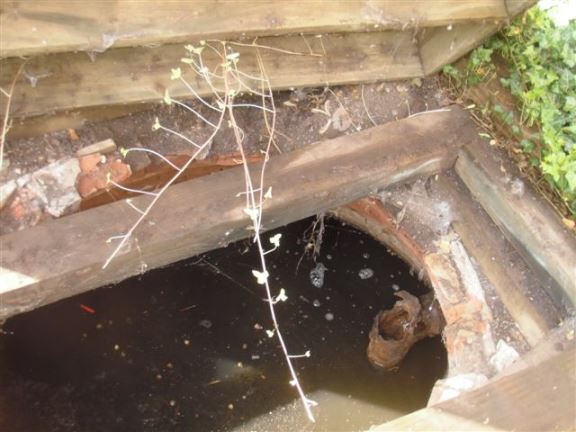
0,217,447,432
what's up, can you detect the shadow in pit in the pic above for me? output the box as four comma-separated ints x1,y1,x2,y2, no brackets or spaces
0,217,447,432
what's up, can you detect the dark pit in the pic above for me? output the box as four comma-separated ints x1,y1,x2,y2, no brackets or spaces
0,217,447,432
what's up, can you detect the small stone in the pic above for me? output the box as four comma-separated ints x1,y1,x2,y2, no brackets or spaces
67,128,80,141
124,149,151,171
20,159,81,218
411,78,422,88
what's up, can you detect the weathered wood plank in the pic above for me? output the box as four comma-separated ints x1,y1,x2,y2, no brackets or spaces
373,347,576,431
418,0,536,74
0,0,508,58
4,102,155,140
0,107,473,319
1,31,422,119
505,0,539,16
418,22,500,74
436,174,558,347
455,142,576,310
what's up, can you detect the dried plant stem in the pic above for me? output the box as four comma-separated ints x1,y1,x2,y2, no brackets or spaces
0,62,25,171
103,42,316,422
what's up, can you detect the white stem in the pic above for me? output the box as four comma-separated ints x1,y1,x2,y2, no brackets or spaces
123,148,180,170
109,180,159,197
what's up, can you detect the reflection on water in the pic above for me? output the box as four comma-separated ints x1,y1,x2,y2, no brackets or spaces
0,218,447,432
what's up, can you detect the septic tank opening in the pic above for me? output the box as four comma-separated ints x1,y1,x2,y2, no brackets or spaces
0,216,447,432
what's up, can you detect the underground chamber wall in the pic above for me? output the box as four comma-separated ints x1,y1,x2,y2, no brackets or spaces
0,217,447,432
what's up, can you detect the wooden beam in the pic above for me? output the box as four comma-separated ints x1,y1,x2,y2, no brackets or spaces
455,143,576,310
418,0,536,74
0,107,474,319
435,174,558,347
0,1,508,58
1,31,423,119
505,0,538,16
418,22,500,75
373,347,576,431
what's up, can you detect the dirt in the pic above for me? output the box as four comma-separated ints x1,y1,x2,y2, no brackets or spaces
1,78,445,182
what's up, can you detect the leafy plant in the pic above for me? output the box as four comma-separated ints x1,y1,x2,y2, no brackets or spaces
444,7,576,214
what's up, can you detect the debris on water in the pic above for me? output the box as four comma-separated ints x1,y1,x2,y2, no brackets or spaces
310,262,328,288
367,291,444,370
299,295,310,303
325,313,334,321
362,252,370,259
313,299,321,307
358,268,374,280
199,319,212,329
391,284,400,291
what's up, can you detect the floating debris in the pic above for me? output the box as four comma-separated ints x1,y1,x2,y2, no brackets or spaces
199,319,212,329
310,262,328,288
358,268,374,280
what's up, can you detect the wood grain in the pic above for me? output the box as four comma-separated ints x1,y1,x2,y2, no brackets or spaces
1,31,422,119
0,107,474,319
374,347,576,431
456,142,576,310
0,0,508,58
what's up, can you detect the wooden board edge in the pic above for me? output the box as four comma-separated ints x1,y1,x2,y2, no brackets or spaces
0,107,471,319
455,145,576,310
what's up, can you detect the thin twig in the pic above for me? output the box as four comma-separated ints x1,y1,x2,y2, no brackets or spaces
361,85,378,127
1,62,26,171
218,38,323,57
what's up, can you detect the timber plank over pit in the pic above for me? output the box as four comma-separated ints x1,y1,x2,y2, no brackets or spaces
0,107,476,319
